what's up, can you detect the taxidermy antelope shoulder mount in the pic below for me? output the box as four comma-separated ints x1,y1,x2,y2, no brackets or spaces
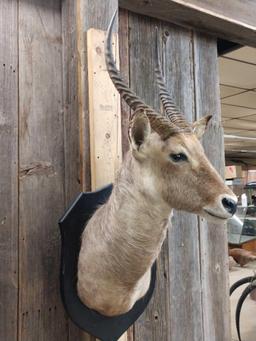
59,10,237,341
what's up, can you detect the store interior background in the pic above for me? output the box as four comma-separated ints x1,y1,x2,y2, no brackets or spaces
220,46,256,341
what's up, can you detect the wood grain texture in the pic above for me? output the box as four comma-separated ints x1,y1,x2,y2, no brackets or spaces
87,29,122,190
76,1,119,339
119,9,133,341
178,0,256,27
119,0,256,47
76,0,118,192
62,0,80,204
128,13,170,341
18,1,68,340
163,23,204,341
193,32,231,341
119,8,131,156
0,1,18,340
61,1,84,340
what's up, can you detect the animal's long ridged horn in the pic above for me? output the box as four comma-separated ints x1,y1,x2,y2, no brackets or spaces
155,29,192,132
105,10,179,139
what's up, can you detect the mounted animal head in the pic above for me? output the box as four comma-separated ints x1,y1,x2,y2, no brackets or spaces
105,11,237,222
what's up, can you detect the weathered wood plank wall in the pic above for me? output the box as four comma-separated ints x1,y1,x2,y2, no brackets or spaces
61,1,81,340
194,33,231,341
128,14,170,341
0,1,229,341
120,0,256,47
0,1,19,340
122,11,230,341
18,1,67,340
163,25,204,341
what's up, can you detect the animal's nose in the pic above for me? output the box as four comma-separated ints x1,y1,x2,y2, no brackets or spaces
222,197,237,215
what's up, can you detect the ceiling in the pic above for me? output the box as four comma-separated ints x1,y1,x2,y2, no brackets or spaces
219,47,256,166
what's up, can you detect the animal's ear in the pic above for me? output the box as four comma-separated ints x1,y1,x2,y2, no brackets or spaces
128,111,151,151
192,115,212,139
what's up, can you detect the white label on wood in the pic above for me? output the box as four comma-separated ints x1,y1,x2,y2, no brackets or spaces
87,28,122,190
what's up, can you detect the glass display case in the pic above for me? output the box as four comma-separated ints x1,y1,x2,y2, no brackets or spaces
228,182,256,245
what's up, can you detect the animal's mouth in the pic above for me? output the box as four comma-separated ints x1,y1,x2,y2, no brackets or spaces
203,209,228,221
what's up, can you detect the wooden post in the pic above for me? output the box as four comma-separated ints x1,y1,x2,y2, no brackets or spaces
87,29,122,191
163,23,204,341
194,32,231,341
62,1,83,340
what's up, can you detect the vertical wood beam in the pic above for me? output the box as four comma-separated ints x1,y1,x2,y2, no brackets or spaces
62,0,80,203
128,13,171,341
119,9,131,156
61,1,84,340
18,1,68,340
76,0,119,192
163,23,204,341
0,1,18,340
87,29,122,190
194,32,231,341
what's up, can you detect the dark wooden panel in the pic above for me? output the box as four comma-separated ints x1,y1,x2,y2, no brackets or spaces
18,1,68,340
193,32,231,341
119,0,256,47
0,1,18,340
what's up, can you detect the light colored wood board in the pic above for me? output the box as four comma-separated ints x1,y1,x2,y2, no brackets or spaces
0,1,18,340
76,0,118,192
119,8,131,156
163,21,204,341
193,32,231,341
87,28,122,190
18,1,68,340
119,0,256,47
128,13,171,341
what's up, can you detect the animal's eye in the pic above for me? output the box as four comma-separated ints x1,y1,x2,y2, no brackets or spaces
170,153,188,162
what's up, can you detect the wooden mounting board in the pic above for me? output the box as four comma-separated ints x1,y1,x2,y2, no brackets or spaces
87,28,122,191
